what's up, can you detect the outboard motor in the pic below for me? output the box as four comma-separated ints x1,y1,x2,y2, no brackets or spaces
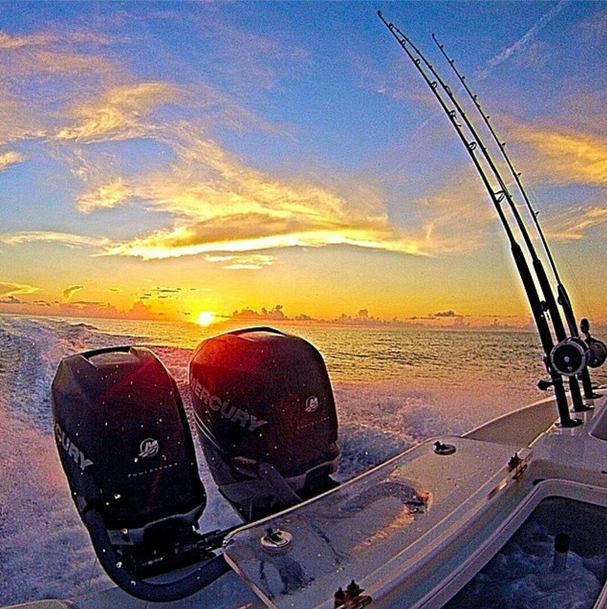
190,327,340,521
51,346,229,602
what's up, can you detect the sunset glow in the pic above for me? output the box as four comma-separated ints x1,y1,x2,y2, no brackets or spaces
196,311,217,327
1,2,607,327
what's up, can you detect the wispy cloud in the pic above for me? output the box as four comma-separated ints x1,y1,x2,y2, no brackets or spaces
206,254,276,270
191,12,311,95
0,30,118,51
78,178,130,212
0,28,125,147
545,204,607,241
0,150,25,172
478,0,568,80
0,91,46,145
62,284,84,303
0,32,52,50
0,281,39,298
413,170,498,253
509,121,607,186
0,12,513,269
56,82,182,143
0,35,121,89
0,231,111,249
73,126,444,261
579,4,607,43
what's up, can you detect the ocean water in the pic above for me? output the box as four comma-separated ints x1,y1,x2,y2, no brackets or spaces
1,314,605,605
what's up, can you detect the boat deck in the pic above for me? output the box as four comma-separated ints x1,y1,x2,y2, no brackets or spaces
223,436,530,609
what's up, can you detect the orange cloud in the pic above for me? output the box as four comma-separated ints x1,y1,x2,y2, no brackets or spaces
0,32,52,50
56,82,182,142
78,178,130,213
0,91,45,145
544,204,607,241
509,122,607,186
62,285,85,303
0,281,39,298
75,127,445,261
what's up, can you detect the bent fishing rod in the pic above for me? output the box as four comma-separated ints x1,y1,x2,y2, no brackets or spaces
377,10,582,425
432,33,604,398
382,18,591,410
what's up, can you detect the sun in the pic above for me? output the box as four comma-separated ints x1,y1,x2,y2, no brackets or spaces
196,311,217,327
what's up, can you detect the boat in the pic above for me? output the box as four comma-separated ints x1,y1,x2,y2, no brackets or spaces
8,12,607,609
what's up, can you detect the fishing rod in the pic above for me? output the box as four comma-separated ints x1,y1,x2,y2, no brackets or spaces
382,19,590,411
431,33,605,398
377,10,580,426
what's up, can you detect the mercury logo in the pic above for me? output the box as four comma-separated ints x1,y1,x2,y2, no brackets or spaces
139,438,159,458
191,377,267,432
305,396,319,413
55,423,94,472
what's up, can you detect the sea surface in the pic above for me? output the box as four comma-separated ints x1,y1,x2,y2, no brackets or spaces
1,314,605,605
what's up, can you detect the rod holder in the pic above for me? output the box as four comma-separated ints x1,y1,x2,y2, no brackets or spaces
552,533,570,573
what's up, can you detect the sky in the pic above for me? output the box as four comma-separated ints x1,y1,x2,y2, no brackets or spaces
1,1,607,328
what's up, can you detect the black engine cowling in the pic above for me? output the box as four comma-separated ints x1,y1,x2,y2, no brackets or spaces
52,346,206,533
189,327,340,520
51,345,228,605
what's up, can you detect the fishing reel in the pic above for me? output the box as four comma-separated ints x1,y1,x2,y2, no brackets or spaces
581,318,607,369
550,319,607,377
550,337,590,377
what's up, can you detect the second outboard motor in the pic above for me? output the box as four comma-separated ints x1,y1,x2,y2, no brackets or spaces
52,346,229,602
190,327,340,521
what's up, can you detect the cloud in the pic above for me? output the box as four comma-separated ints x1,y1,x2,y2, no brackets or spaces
0,92,45,145
509,122,607,187
0,28,126,147
477,0,568,80
0,151,25,172
545,204,607,241
128,300,157,320
56,82,182,143
0,34,121,94
75,127,445,261
0,282,39,298
78,178,130,213
431,310,459,318
206,254,276,270
190,13,311,95
58,300,121,318
62,285,84,303
0,31,116,51
0,295,23,305
0,15,503,267
0,32,52,50
0,231,111,249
